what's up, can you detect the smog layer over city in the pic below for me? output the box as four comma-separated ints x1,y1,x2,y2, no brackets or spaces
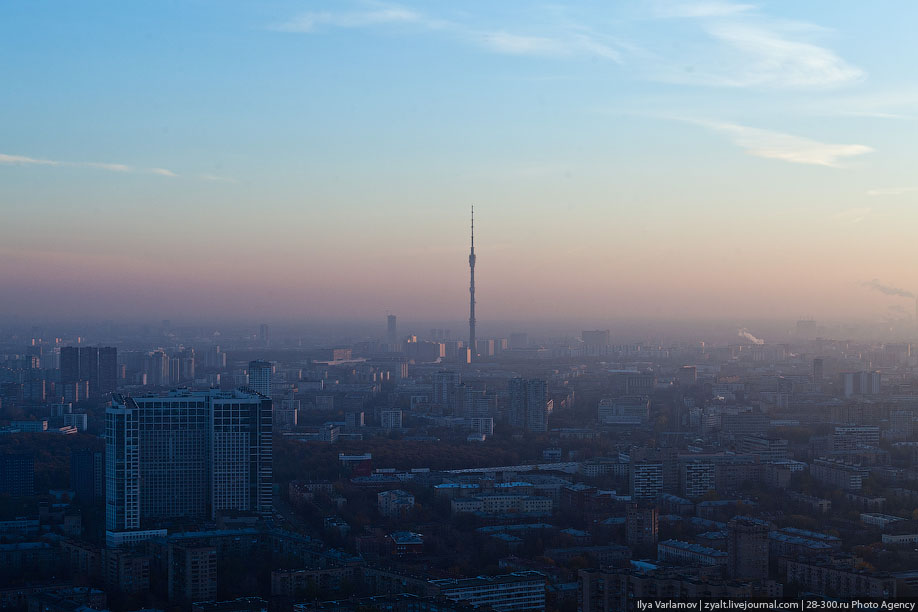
2,2,918,612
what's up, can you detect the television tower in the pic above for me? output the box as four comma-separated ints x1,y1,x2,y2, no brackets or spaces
468,205,476,360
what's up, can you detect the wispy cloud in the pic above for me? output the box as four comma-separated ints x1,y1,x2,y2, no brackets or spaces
0,153,137,173
866,187,918,196
833,110,913,120
0,153,179,177
478,31,568,57
705,22,862,88
474,29,623,62
274,1,859,90
473,30,622,62
199,173,239,184
813,89,918,121
83,162,132,172
150,167,177,177
656,1,755,18
655,1,862,89
688,119,873,167
834,207,871,224
273,6,435,33
274,3,625,63
0,153,71,167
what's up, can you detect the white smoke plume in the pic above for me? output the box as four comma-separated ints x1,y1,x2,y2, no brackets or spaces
862,279,914,298
738,328,765,345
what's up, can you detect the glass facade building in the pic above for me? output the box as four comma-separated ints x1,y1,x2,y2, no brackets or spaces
106,389,272,543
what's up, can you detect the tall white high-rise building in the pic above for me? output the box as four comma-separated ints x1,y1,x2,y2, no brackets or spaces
248,360,273,397
106,401,140,533
106,389,272,546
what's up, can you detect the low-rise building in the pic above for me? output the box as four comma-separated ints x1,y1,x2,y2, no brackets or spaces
861,513,906,528
451,495,552,517
378,489,415,518
657,540,727,566
168,542,217,603
389,531,424,556
580,568,753,612
103,548,151,594
784,557,895,598
810,459,869,491
430,571,546,612
598,397,650,425
271,567,358,596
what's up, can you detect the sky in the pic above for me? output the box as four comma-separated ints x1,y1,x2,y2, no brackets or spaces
2,1,918,324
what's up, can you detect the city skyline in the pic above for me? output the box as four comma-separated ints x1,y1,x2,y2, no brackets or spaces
5,4,918,607
3,1,918,322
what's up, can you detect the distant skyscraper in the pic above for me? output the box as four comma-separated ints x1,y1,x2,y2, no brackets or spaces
61,346,117,397
468,205,476,360
581,329,611,345
106,389,272,543
99,347,118,395
63,381,88,403
259,323,270,346
727,516,770,580
839,371,881,397
630,461,664,501
23,373,45,403
582,330,611,356
509,333,528,350
79,347,99,396
170,349,195,384
677,365,697,386
433,370,461,411
381,410,403,430
147,350,169,387
275,400,299,431
626,503,658,555
387,315,397,346
681,461,716,499
509,378,551,433
248,360,273,397
61,347,80,386
454,383,487,419
71,448,104,503
204,345,226,368
169,542,217,602
812,358,824,382
0,453,34,497
796,319,817,339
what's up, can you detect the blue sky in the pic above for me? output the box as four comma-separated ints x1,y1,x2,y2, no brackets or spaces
2,1,918,321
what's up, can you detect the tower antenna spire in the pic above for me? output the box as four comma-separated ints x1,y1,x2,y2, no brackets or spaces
469,205,476,362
